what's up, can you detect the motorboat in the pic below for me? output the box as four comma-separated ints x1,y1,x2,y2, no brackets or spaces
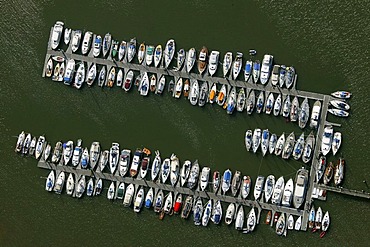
174,77,183,99
244,60,253,82
236,88,246,112
330,99,350,110
86,63,97,86
298,97,310,129
102,33,112,58
62,140,73,165
73,62,85,89
279,65,286,88
45,58,53,78
265,211,272,225
123,70,134,92
287,215,294,230
161,158,171,184
118,40,127,61
34,135,46,160
116,69,123,87
252,60,261,83
106,181,115,200
173,193,183,214
256,91,264,113
139,157,150,179
261,129,270,156
240,176,251,199
202,199,213,226
271,176,285,205
186,47,196,72
232,52,243,80
323,162,334,185
290,96,300,122
264,175,275,203
208,50,219,76
94,178,103,196
145,187,154,208
139,72,149,96
231,170,241,196
225,203,235,225
181,195,193,219
285,66,295,89
260,54,273,85
235,206,245,231
265,93,274,114
328,108,349,117
63,59,75,85
187,160,199,189
51,21,64,50
334,158,345,185
130,148,143,177
29,136,37,156
137,42,146,64
211,200,222,225
198,81,209,107
315,207,323,230
221,169,232,194
88,142,100,170
176,48,185,70
189,79,199,106
164,39,175,68
116,182,125,200
222,52,232,77
54,171,65,194
252,128,262,153
282,132,295,159
254,176,265,200
80,147,89,169
151,150,161,181
86,177,94,197
293,167,309,209
43,143,51,161
292,132,305,160
271,65,280,86
170,153,180,186
51,141,62,164
244,207,256,233
321,125,333,156
111,40,119,59
308,205,316,229
154,190,164,213
75,175,86,198
64,27,71,45
246,90,255,114
295,216,302,231
71,30,82,53
282,95,291,118
168,78,175,95
156,75,166,94
97,66,106,87
332,132,342,155
110,142,121,173
133,187,145,213
212,171,220,193
106,66,116,88
310,100,321,129
216,84,227,107
21,133,32,155
123,183,135,207
281,178,294,207
149,74,156,92
93,35,102,57
225,86,236,114
208,83,217,104
269,133,277,154
183,79,190,97
45,170,55,192
52,62,60,81
320,211,330,238
331,91,351,99
197,46,208,75
66,173,74,195
200,166,211,191
245,130,253,151
193,197,204,226
127,37,137,63
302,131,315,163
154,44,163,67
98,150,109,172
81,31,92,55
316,156,326,182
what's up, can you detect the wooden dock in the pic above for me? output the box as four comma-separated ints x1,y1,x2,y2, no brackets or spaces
316,184,370,200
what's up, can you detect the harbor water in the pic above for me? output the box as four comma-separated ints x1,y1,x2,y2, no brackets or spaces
0,0,369,246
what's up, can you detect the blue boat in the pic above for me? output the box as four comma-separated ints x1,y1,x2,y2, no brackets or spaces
221,169,232,194
252,60,261,83
244,60,253,82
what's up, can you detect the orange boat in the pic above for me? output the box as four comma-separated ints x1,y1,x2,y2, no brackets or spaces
265,211,272,225
143,147,151,156
209,83,217,103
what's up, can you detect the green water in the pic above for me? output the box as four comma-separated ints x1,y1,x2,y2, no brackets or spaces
1,0,369,246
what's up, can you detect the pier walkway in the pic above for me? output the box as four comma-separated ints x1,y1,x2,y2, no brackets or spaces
316,184,370,200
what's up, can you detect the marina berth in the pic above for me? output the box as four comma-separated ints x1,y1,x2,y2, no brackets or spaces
51,21,64,50
260,54,273,85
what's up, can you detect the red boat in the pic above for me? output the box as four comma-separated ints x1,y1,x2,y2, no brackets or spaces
265,211,272,225
274,212,280,223
173,194,183,214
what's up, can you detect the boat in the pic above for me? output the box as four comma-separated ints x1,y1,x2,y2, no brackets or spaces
308,205,316,229
269,133,277,154
310,100,321,129
198,81,209,107
261,129,270,156
64,27,71,45
145,187,154,208
226,87,236,115
21,133,31,155
298,98,310,129
193,197,204,226
265,93,274,114
71,30,82,53
328,108,349,117
265,211,272,225
42,143,51,161
173,193,183,214
321,125,333,156
189,79,199,106
170,153,180,186
183,79,190,97
282,132,295,159
295,216,302,231
271,65,280,86
181,195,193,219
246,90,255,114
154,190,164,213
73,62,85,89
51,141,62,163
186,47,196,72
285,66,295,89
293,167,309,209
71,139,82,167
86,177,94,197
290,96,300,122
66,173,74,195
117,149,130,177
212,171,220,193
94,178,103,196
302,131,315,163
260,54,274,85
208,83,217,104
316,155,326,182
118,40,127,61
244,60,253,82
275,213,286,236
86,63,97,86
115,182,125,200
111,40,119,59
51,21,64,50
232,52,243,80
197,46,208,75
106,181,115,200
208,51,219,76
123,183,135,207
156,75,166,94
35,135,46,160
252,60,261,83
323,162,334,185
97,66,106,87
45,58,53,77
279,65,286,88
87,142,100,170
98,150,109,172
52,62,60,81
320,211,330,238
225,203,235,225
161,158,171,184
221,169,232,194
151,151,161,181
102,33,112,58
63,59,75,85
139,72,149,96
133,187,145,213
256,91,264,113
199,166,211,191
81,31,92,55
45,170,55,192
75,175,86,198
106,66,116,88
122,69,134,91
330,99,350,111
211,200,222,225
138,156,149,179
130,148,143,177
287,215,294,230
127,38,137,63
292,132,305,160
202,199,212,226
29,137,37,156
236,88,246,112
216,84,227,107
281,178,294,207
62,140,73,165
332,132,342,156
187,160,200,189
244,207,256,233
315,207,323,230
271,176,285,205
235,206,245,231
252,128,262,153
274,212,280,223
264,175,275,203
174,77,183,99
245,130,253,151
334,158,345,185
331,91,351,99
240,175,252,199
137,43,145,64
154,44,162,67
92,35,102,57
282,95,291,118
115,69,123,87
254,176,265,200
54,171,65,194
176,48,185,70
164,39,175,68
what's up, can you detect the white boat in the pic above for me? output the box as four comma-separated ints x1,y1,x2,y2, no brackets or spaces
109,142,120,174
116,182,125,200
269,133,277,154
290,96,300,122
198,81,209,107
187,160,200,189
231,170,241,197
86,177,94,197
106,181,115,200
334,158,345,185
256,91,264,113
211,200,222,225
264,175,275,203
98,150,109,172
116,69,123,87
232,52,243,80
292,132,305,160
161,158,170,184
225,86,236,114
119,149,131,177
328,108,349,117
71,139,82,167
163,192,173,214
93,35,102,57
213,171,221,193
62,140,73,165
89,142,100,170
186,47,196,72
139,72,149,96
330,99,350,111
308,205,316,229
29,136,37,156
252,60,261,83
51,141,62,163
310,100,321,129
298,97,310,129
63,59,75,85
64,28,71,45
123,183,135,207
332,132,342,155
75,175,86,198
279,65,286,88
275,213,286,236
154,190,164,213
102,33,112,58
145,187,154,208
71,30,82,53
81,31,92,55
123,70,134,92
176,48,185,70
133,187,145,213
331,91,351,99
261,129,270,156
265,93,274,114
246,90,255,114
321,126,333,156
315,207,323,230
236,88,246,112
137,43,145,64
240,176,252,199
145,45,155,66
35,135,46,160
45,170,55,192
321,211,330,235
216,84,227,107
66,173,74,195
235,205,245,231
260,54,274,85
94,178,103,196
170,153,180,186
271,65,280,86
73,62,85,89
245,130,253,151
151,151,161,181
281,178,294,207
86,63,97,86
254,176,265,200
45,58,53,78
295,216,302,231
200,166,211,191
244,60,253,82
79,149,90,170
252,128,262,153
180,160,192,187
51,21,64,50
118,40,127,61
221,169,232,194
244,207,256,233
223,52,232,77
174,77,183,99
154,45,163,67
208,83,217,104
43,143,51,161
130,149,143,177
164,39,175,68
127,38,137,63
208,51,219,76
302,131,315,163
54,171,65,194
285,66,295,89
97,66,106,87
202,199,212,226
293,167,309,209
287,215,294,230
20,133,31,155
271,176,285,205
189,79,199,106
282,95,291,118
193,197,204,226
225,203,235,225
282,132,295,159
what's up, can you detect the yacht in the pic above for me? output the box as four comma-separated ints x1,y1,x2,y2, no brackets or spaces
260,54,273,84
